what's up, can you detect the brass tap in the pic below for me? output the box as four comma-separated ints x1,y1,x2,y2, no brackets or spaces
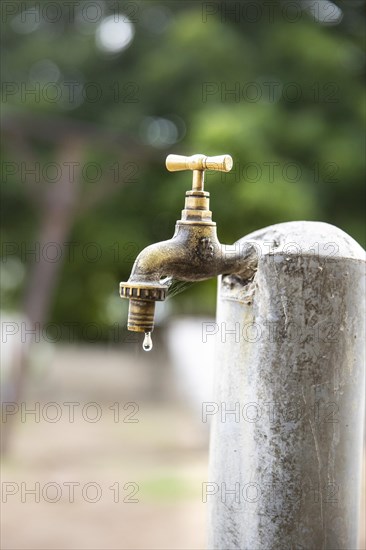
119,153,257,350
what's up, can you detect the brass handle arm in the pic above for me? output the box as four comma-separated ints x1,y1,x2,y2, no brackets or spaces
166,154,233,173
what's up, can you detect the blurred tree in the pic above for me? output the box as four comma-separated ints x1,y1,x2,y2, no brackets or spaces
1,0,365,336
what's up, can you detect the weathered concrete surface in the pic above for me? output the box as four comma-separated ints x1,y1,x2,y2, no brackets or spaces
208,221,365,549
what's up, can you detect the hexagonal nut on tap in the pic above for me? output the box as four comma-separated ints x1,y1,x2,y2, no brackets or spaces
119,282,167,302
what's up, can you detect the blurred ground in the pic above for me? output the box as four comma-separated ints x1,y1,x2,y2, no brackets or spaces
1,340,365,549
1,344,208,550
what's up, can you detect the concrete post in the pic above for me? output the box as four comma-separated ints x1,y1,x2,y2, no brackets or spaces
208,221,365,549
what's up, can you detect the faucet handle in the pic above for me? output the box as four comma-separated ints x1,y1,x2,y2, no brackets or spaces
166,154,233,173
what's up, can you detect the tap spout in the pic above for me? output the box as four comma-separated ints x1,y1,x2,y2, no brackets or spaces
120,221,257,333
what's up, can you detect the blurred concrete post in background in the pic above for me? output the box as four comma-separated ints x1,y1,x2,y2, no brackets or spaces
208,221,365,549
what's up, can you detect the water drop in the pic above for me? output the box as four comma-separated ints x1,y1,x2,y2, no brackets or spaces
143,332,153,352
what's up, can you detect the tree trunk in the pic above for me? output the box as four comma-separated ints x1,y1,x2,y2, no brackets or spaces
1,139,84,453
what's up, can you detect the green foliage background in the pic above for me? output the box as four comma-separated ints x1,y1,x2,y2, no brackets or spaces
1,0,365,338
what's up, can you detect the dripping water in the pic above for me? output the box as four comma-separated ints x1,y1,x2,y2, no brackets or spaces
143,332,153,352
